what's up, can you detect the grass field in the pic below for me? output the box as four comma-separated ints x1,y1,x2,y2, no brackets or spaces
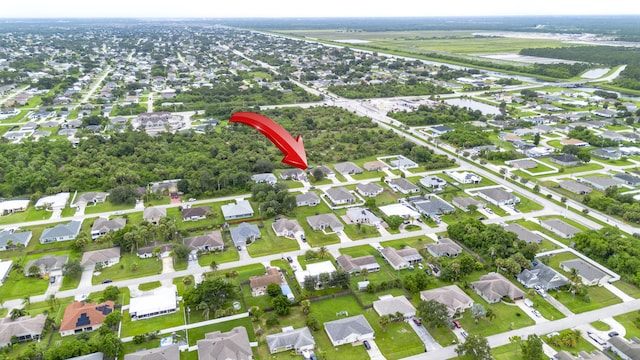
614,311,640,339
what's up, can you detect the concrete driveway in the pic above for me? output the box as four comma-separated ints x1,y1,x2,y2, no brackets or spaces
79,266,95,289
408,319,442,352
365,339,386,360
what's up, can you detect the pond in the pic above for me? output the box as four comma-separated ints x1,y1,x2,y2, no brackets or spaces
444,98,501,115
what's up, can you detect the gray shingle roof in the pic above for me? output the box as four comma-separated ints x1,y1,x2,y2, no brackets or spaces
504,223,543,244
41,221,82,241
324,315,374,344
197,327,252,360
266,327,315,352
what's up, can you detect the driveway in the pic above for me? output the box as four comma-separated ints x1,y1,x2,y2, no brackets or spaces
366,339,386,360
161,256,175,286
408,319,442,352
79,266,95,290
514,299,548,324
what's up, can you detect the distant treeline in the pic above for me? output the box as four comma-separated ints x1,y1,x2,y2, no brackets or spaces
520,46,640,90
327,80,452,99
387,104,484,126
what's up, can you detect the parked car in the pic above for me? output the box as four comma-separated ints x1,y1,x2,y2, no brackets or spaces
412,317,422,326
102,279,112,284
532,310,542,317
461,331,468,338
286,256,293,263
451,319,461,329
49,276,56,284
608,331,619,337
363,340,371,350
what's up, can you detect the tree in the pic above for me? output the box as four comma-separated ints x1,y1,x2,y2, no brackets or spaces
416,300,449,328
383,215,404,230
470,303,486,324
98,332,123,357
272,294,291,316
303,276,316,292
102,286,121,302
102,311,122,330
378,314,391,333
456,334,492,360
567,267,582,294
267,282,282,297
306,315,320,331
62,259,83,278
521,334,545,360
109,186,139,205
28,265,42,277
250,306,263,322
509,335,521,356
317,246,329,259
209,260,218,273
485,308,496,323
173,244,190,262
301,300,311,315
312,168,325,181
533,132,541,146
183,278,237,313
10,308,27,320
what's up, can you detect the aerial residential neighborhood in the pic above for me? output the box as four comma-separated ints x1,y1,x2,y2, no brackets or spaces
1,10,640,360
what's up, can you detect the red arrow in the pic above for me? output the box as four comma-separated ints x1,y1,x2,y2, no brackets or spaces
229,112,308,170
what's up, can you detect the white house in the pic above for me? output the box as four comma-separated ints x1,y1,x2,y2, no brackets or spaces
129,286,178,321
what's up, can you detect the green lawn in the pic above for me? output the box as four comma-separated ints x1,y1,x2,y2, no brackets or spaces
1,273,49,300
197,249,240,267
547,334,598,355
121,307,185,337
138,281,162,291
514,194,544,213
293,201,341,247
538,158,604,175
551,286,621,314
613,280,640,299
614,310,640,339
457,300,535,337
59,274,82,291
246,222,300,258
0,207,52,225
83,201,135,214
92,254,163,284
173,276,195,296
590,321,611,331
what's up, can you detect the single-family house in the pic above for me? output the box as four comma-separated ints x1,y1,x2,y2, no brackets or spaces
0,314,47,348
124,344,179,360
356,183,383,197
221,200,254,220
325,187,356,205
419,176,447,191
449,171,482,184
613,173,640,186
540,219,580,239
230,223,261,247
251,173,277,185
504,223,543,244
560,259,610,286
280,169,306,181
334,162,363,175
142,206,166,225
137,242,173,259
306,214,344,233
452,197,485,211
550,154,580,167
35,192,69,210
471,272,525,303
387,178,420,194
129,286,178,320
508,159,538,170
90,217,126,239
363,161,387,171
430,125,453,135
412,196,455,217
389,155,418,169
560,138,589,147
73,192,108,207
0,260,12,286
40,220,82,244
420,285,474,316
197,327,252,360
607,336,640,360
558,180,592,195
380,247,423,270
591,147,621,160
184,231,224,253
272,219,304,239
336,254,380,274
580,176,623,191
24,255,67,277
181,206,212,221
80,247,121,269
266,327,315,354
324,315,374,346
59,301,114,337
249,267,283,296
0,199,29,216
346,208,382,226
476,188,520,206
0,229,32,251
600,130,626,142
314,165,334,177
426,238,462,258
373,295,416,319
296,192,320,207
516,262,569,291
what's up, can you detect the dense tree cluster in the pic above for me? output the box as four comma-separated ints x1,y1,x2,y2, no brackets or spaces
572,227,640,285
183,278,237,314
521,46,640,90
387,104,484,126
439,127,493,148
251,182,296,218
302,269,350,292
0,106,450,198
567,126,620,148
447,219,538,273
328,80,452,99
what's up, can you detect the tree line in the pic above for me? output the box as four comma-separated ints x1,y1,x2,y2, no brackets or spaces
328,80,452,99
387,104,484,126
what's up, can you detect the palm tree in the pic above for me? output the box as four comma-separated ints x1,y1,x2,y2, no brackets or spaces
318,246,329,259
22,296,30,306
378,314,391,333
568,268,581,294
509,336,521,356
210,261,218,274
485,308,496,323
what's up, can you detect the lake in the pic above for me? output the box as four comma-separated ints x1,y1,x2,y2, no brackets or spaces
444,98,501,115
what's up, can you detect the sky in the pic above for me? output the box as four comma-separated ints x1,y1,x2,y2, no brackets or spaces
3,0,640,18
